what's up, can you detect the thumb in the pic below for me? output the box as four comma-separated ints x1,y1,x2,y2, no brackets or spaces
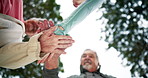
43,26,57,36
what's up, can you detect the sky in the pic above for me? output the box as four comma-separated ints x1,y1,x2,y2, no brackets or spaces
0,0,146,78
56,0,132,78
0,0,134,78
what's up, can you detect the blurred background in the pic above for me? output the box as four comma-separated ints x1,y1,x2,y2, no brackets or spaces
0,0,147,78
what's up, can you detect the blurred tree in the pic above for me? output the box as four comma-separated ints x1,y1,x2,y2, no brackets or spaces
0,0,64,78
100,0,148,77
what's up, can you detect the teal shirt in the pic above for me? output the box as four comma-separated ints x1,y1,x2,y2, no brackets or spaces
54,0,105,35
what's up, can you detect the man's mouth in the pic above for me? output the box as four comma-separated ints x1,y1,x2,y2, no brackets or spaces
84,60,92,65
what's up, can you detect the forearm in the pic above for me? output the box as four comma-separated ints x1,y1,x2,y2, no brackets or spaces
54,0,105,35
0,33,42,69
44,53,60,69
42,54,60,78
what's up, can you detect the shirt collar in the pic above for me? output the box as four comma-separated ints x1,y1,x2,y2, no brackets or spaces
80,65,101,74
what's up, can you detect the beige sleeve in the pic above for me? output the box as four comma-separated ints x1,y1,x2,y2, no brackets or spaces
0,33,43,69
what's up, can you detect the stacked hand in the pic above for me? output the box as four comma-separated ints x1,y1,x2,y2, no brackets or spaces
38,26,74,64
24,19,75,64
24,19,54,36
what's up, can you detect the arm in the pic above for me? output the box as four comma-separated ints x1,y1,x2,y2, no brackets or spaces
0,14,74,69
0,33,42,69
0,27,74,69
54,0,105,35
42,53,61,78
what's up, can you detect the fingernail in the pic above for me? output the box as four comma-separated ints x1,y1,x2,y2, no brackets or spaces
68,44,72,46
72,40,75,43
62,52,66,54
52,26,58,30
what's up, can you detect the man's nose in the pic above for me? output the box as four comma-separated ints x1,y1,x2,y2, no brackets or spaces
85,55,90,59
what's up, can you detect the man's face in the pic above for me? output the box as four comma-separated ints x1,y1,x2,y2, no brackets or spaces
73,0,86,7
80,50,99,72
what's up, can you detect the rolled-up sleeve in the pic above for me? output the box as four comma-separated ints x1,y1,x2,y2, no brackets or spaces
0,33,43,69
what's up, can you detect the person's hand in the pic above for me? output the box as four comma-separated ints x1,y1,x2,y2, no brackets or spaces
39,26,75,54
37,48,66,64
24,19,42,36
44,52,61,69
38,26,74,64
24,19,54,36
36,20,54,34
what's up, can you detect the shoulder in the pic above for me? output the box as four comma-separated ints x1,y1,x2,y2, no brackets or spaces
67,74,84,78
100,73,116,78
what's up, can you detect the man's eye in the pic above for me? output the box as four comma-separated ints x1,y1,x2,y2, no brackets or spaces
82,55,86,58
89,56,93,58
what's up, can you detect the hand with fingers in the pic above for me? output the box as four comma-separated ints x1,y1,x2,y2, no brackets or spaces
44,52,61,70
38,26,75,64
24,19,54,37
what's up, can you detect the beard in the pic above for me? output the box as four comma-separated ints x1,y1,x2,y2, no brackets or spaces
83,64,92,70
82,59,92,70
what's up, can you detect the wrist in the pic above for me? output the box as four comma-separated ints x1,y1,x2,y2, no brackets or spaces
45,59,59,70
45,62,59,70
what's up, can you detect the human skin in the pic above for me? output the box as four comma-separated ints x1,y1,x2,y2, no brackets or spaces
80,50,99,72
24,19,51,37
73,0,86,7
24,20,75,63
39,26,75,54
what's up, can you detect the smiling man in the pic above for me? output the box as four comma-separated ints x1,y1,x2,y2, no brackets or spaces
75,49,116,78
80,49,100,73
43,49,116,78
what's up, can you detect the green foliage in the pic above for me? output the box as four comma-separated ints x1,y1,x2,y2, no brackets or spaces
0,0,64,78
101,0,148,77
23,0,63,23
0,62,43,78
